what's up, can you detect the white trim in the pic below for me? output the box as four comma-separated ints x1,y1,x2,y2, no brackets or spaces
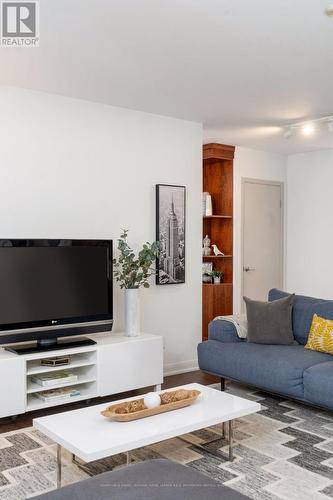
164,359,199,376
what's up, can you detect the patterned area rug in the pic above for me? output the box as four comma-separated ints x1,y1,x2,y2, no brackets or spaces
1,383,333,499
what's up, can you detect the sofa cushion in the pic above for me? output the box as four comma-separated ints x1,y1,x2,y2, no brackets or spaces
303,362,333,410
305,314,333,355
243,294,294,345
269,289,333,345
198,340,333,399
34,459,248,500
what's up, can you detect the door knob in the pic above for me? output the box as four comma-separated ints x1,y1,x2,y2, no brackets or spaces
243,266,256,272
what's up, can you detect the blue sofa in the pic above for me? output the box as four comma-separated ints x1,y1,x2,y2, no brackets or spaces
198,289,333,411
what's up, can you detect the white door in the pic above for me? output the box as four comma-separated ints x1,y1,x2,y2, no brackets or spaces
242,179,283,307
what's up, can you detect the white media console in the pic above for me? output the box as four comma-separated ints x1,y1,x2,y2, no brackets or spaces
0,333,163,418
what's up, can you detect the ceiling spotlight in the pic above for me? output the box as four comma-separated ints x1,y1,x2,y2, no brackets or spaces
282,115,333,139
283,126,294,139
302,123,315,136
325,6,333,17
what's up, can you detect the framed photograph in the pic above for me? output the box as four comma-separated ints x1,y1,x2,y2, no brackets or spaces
156,184,186,285
202,262,213,283
202,262,213,275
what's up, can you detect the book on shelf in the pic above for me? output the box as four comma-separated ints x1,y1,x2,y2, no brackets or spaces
30,370,78,387
33,387,81,403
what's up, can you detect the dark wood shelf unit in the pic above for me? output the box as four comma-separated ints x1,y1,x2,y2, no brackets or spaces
202,143,235,340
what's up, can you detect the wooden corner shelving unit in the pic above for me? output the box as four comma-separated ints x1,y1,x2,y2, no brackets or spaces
202,143,235,340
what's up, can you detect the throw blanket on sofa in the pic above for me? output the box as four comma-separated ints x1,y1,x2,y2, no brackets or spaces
213,314,248,339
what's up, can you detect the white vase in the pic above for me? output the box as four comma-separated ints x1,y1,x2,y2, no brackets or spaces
202,192,208,216
205,193,213,216
125,288,140,337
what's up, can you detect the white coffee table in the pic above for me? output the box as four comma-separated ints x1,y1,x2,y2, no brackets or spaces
33,383,261,488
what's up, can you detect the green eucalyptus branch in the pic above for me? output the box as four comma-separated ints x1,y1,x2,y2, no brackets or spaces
113,229,159,289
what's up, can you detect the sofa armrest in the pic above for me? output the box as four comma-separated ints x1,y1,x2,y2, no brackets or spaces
208,319,244,343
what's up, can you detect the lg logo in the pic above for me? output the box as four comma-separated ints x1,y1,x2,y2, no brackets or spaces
51,320,58,325
1,1,39,46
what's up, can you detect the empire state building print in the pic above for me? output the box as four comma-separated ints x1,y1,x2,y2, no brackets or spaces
156,184,186,285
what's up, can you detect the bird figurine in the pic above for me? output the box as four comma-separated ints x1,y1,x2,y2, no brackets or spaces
212,244,225,256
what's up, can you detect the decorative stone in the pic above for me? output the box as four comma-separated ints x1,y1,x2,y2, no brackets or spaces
143,392,161,409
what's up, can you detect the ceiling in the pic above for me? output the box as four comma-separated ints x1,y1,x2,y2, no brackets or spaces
1,0,333,154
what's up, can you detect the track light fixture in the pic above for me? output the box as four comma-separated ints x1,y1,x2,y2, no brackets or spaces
283,115,333,139
283,126,294,139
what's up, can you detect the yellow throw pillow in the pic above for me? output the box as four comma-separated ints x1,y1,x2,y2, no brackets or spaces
305,314,333,355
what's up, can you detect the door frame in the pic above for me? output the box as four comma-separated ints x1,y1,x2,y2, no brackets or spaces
241,178,284,308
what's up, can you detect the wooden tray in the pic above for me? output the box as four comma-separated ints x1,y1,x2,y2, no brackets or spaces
101,389,201,422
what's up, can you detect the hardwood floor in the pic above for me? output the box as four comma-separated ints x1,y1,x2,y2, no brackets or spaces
0,370,219,433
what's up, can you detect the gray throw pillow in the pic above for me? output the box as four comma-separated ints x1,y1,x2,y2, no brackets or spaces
243,294,295,345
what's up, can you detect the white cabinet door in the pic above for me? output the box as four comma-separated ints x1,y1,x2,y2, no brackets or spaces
0,357,25,418
98,336,163,397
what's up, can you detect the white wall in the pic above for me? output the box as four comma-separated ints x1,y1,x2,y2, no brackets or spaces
233,147,287,312
286,149,333,299
0,87,202,375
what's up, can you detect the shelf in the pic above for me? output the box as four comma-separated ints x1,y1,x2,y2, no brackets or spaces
203,255,232,259
203,215,232,219
203,283,232,287
26,377,97,394
26,356,96,375
26,388,97,411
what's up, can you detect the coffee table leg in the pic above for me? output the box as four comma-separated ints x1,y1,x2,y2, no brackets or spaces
222,422,226,439
57,444,62,489
126,451,130,465
229,420,233,461
154,384,161,392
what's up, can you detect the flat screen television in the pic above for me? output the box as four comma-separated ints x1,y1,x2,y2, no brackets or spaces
0,239,113,354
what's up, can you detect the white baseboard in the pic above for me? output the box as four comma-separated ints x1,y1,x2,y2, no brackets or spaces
164,359,199,377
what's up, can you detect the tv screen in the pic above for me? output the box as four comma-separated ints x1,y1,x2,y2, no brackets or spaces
0,239,113,345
